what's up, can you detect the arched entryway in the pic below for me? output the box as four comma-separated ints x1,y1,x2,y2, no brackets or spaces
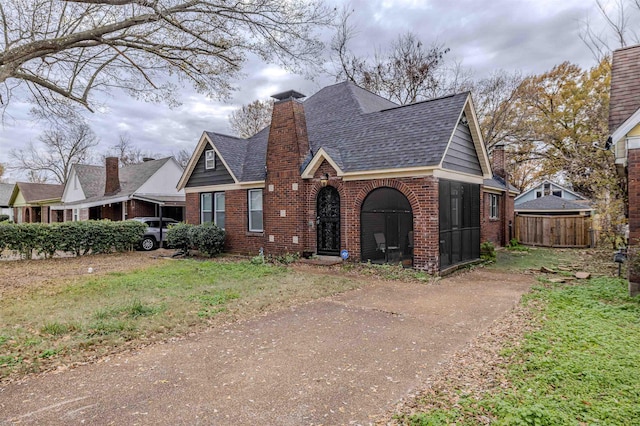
360,187,413,266
316,186,340,256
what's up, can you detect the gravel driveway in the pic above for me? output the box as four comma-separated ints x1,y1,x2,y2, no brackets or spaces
0,268,533,425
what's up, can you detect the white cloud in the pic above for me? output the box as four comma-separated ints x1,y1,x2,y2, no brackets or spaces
0,0,609,182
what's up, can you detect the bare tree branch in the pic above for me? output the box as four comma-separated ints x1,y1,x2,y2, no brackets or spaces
9,119,99,184
0,0,334,113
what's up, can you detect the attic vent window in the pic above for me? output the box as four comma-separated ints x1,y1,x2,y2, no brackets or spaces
205,150,215,170
460,115,469,126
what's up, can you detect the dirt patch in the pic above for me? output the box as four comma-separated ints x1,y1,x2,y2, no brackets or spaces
0,249,176,297
0,268,533,425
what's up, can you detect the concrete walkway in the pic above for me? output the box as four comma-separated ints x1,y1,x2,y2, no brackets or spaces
0,269,533,425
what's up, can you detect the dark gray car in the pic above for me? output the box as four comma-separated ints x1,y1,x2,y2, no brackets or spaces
132,217,179,251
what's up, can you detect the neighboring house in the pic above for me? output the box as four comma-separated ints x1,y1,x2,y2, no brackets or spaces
514,180,590,206
609,44,640,246
0,183,15,221
9,182,64,223
52,157,185,222
514,180,594,247
482,144,519,247
178,81,515,273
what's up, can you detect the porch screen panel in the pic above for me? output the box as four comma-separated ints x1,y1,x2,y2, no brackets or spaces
439,179,480,270
360,187,413,266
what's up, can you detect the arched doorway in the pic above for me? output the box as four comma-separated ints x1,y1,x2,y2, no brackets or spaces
360,187,413,266
316,186,340,255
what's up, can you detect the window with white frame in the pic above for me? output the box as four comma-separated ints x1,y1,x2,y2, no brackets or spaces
205,150,215,170
201,193,213,223
201,192,225,228
73,208,79,221
214,192,225,229
489,194,499,219
248,189,263,232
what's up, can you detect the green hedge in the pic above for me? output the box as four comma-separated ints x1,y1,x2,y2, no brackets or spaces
0,220,147,259
166,222,225,257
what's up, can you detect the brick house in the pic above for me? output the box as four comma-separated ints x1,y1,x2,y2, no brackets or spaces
609,44,640,294
9,182,64,223
52,157,185,222
610,45,640,242
179,82,515,273
482,144,519,247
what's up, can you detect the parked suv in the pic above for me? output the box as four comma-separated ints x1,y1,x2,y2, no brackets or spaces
132,217,179,251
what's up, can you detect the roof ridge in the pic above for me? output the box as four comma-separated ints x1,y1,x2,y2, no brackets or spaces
377,91,468,113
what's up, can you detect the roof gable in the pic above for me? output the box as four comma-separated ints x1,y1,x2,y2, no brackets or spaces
515,179,588,203
63,158,177,206
178,133,242,190
10,182,64,205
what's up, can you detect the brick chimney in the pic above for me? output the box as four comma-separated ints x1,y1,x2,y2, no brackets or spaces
104,156,121,195
491,143,506,179
263,90,309,255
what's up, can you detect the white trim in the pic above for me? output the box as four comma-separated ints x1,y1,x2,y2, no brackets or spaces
300,147,345,178
628,135,640,150
205,150,216,170
59,195,131,210
489,193,499,219
341,166,437,181
248,189,263,232
433,169,485,184
611,105,640,155
482,187,504,195
184,181,265,193
214,192,225,229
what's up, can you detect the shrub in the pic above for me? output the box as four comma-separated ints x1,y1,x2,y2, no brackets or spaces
480,241,496,261
189,222,225,257
0,220,145,258
0,214,9,222
166,222,194,252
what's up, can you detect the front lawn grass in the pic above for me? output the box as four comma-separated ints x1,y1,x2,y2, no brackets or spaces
0,259,366,381
403,274,640,425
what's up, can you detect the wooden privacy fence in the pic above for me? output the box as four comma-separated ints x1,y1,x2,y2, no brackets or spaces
515,215,592,248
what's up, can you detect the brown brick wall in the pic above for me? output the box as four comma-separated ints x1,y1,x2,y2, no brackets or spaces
480,190,516,247
629,148,640,244
225,189,264,255
185,193,201,225
263,97,310,255
126,200,156,219
481,192,501,246
104,157,120,195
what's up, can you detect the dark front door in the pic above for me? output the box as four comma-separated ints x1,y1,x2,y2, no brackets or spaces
317,186,340,255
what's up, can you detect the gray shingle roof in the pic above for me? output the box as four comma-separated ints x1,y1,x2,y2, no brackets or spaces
483,175,519,193
70,158,172,205
0,183,15,206
204,81,470,182
15,182,64,203
75,164,105,198
515,195,593,212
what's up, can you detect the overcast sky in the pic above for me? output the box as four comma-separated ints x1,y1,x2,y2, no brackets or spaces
0,0,615,182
